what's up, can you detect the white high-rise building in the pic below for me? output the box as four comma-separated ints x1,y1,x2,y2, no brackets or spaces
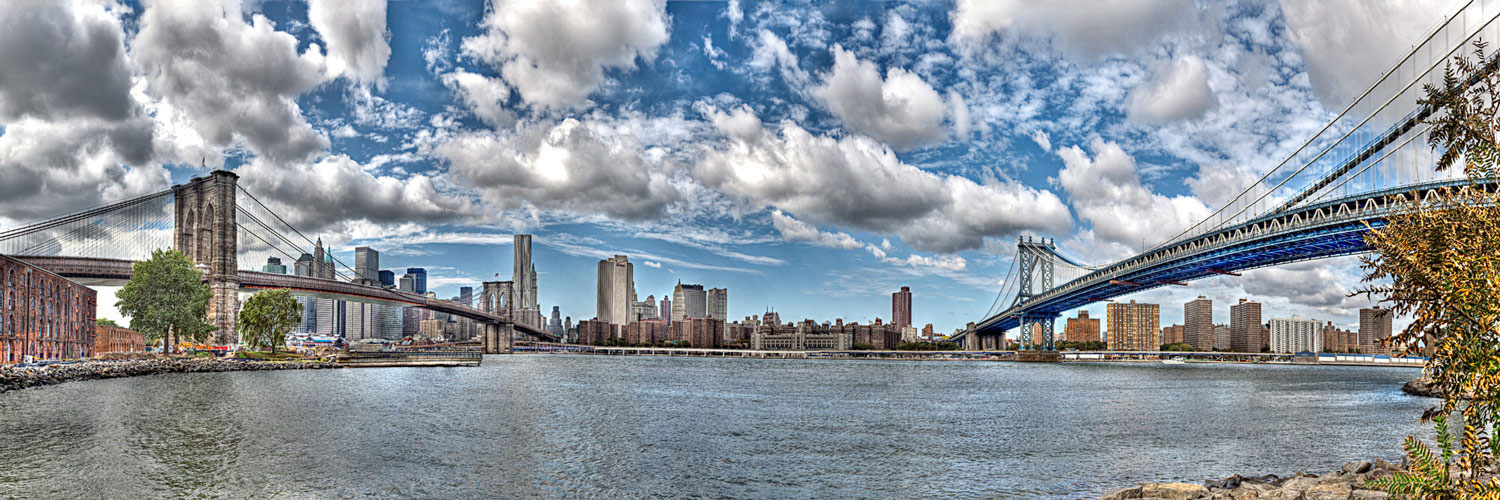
314,299,342,336
673,282,706,322
1269,316,1322,353
707,288,728,320
355,247,379,284
597,255,635,327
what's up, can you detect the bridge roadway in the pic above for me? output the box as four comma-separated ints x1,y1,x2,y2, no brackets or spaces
963,179,1490,342
11,255,557,342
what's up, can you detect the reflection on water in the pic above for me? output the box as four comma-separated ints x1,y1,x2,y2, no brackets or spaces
0,356,1427,498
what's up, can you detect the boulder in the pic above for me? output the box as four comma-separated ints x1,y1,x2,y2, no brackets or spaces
1341,462,1372,475
1350,489,1388,500
1303,483,1352,500
1140,483,1208,500
1280,475,1321,492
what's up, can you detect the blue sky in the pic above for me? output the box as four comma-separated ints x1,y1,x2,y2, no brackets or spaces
0,0,1455,333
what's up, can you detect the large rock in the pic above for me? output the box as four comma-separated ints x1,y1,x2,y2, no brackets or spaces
1141,483,1208,500
1280,475,1321,493
1303,483,1352,500
1350,489,1388,500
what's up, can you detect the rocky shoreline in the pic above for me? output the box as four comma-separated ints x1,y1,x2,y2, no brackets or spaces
0,358,342,394
1100,460,1404,499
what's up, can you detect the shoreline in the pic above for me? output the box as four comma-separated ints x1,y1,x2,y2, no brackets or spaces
522,348,1427,368
0,358,342,394
1101,460,1404,499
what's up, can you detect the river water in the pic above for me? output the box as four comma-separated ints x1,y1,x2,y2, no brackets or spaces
0,355,1428,499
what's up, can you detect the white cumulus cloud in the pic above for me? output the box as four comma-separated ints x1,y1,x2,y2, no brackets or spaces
1126,56,1218,125
814,45,949,150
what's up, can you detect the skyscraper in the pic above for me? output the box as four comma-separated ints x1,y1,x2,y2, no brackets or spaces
1184,296,1213,351
295,253,314,277
672,282,706,322
1107,300,1159,350
548,306,564,338
891,286,912,328
313,239,328,279
458,286,473,307
1359,306,1392,347
355,247,379,284
707,288,728,320
514,234,540,328
406,268,427,294
262,257,287,274
597,255,635,327
1230,298,1263,353
660,297,672,326
398,274,415,292
378,270,395,287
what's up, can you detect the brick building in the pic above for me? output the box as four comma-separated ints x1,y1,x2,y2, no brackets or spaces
2,255,97,363
94,324,145,354
1063,310,1100,343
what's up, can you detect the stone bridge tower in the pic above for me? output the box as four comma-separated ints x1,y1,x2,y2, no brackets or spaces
479,280,515,353
173,170,240,346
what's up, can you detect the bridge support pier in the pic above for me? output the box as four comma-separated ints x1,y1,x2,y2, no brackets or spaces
174,170,241,346
1018,313,1056,350
482,322,513,354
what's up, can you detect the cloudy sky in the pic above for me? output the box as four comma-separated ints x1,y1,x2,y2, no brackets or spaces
0,0,1456,332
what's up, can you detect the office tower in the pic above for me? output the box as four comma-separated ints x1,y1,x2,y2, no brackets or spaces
459,286,473,307
295,253,314,277
1106,300,1159,350
406,268,427,294
344,302,380,340
1269,316,1322,353
597,255,635,327
398,274,415,292
660,298,672,326
707,288,728,320
313,239,329,279
892,286,912,328
672,282,706,322
380,306,402,340
379,270,395,287
1359,306,1393,347
1230,298,1263,353
548,306,564,337
262,257,287,274
1184,296,1213,351
1064,310,1100,343
315,299,344,336
514,234,540,327
355,247,379,283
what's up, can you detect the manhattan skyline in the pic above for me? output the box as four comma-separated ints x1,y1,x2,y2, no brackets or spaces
0,0,1448,333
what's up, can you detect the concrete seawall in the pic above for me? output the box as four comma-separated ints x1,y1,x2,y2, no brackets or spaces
0,358,342,394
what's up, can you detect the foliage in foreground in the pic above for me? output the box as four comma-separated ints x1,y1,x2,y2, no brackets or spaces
1358,40,1500,497
115,248,214,351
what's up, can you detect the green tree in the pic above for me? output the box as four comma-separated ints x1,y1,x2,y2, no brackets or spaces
1359,41,1500,497
115,249,214,353
237,289,302,354
95,318,119,327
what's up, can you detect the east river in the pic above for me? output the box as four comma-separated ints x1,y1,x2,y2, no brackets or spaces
0,355,1428,498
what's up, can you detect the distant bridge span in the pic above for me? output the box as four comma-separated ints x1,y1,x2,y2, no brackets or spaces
13,255,558,343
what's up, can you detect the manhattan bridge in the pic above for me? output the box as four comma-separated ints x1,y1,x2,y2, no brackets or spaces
955,0,1500,351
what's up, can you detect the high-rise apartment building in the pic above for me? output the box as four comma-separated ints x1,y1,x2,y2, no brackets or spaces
892,286,912,328
707,288,728,320
597,255,635,327
1107,300,1159,350
1064,310,1100,343
1162,324,1184,345
1269,315,1322,353
262,257,287,274
1359,306,1393,347
1184,296,1213,351
660,297,672,325
405,268,427,294
672,282,706,322
1214,325,1230,351
1229,298,1263,353
355,247,379,284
